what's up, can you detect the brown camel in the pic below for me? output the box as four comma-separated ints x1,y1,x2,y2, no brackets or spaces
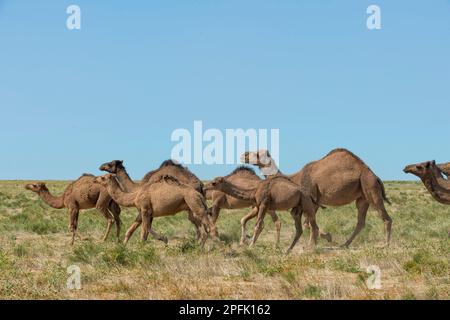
95,173,218,247
99,159,204,238
99,159,204,194
241,148,392,247
207,166,281,245
25,174,121,245
205,175,319,252
404,160,450,204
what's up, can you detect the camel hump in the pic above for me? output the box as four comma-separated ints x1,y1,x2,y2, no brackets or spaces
229,166,257,176
324,148,370,167
81,173,95,178
159,159,185,169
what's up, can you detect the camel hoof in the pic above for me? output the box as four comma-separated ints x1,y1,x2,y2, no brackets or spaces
161,236,169,244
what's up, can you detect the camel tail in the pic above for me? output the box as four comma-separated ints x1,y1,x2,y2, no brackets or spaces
377,178,391,205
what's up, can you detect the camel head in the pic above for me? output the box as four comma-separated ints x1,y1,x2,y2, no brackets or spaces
99,160,124,174
403,160,437,178
204,177,226,191
25,182,48,193
240,150,273,168
94,173,116,186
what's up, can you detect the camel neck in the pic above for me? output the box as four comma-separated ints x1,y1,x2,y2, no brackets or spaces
421,175,450,205
39,190,65,209
260,160,282,178
105,178,136,207
116,168,140,192
427,172,450,204
219,180,256,201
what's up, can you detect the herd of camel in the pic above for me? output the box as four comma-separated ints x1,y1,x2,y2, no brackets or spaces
24,148,450,251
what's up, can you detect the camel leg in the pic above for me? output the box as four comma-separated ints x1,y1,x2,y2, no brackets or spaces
342,197,369,248
190,213,209,248
268,210,281,246
108,201,122,242
249,202,268,247
287,207,303,253
307,214,320,248
140,208,153,242
187,210,201,240
68,207,80,245
210,196,224,224
240,207,258,245
124,213,142,245
371,195,393,247
97,207,114,242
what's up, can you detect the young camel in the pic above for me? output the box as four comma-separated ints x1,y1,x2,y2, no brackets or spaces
404,160,450,204
241,148,392,247
206,166,281,245
99,159,204,239
205,175,319,252
25,174,121,245
95,173,218,247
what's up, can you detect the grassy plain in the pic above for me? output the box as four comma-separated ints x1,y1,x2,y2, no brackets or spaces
0,180,448,299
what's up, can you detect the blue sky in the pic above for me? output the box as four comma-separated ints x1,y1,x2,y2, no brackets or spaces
0,0,449,180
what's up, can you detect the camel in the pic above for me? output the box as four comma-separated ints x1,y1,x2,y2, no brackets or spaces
99,159,204,238
99,159,204,194
241,148,392,247
206,166,281,245
25,174,121,245
94,173,218,247
205,175,319,252
404,160,450,204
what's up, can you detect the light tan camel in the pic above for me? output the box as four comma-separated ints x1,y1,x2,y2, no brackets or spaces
25,174,121,245
241,148,392,247
99,159,205,239
207,166,281,245
95,173,217,247
205,175,319,252
404,160,450,204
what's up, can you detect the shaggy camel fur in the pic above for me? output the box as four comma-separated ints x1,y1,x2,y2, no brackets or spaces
404,160,450,204
241,148,392,247
206,166,281,245
95,174,217,247
205,175,319,252
25,174,121,245
100,159,204,238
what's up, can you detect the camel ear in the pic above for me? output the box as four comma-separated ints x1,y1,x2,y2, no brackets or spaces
431,160,436,165
265,150,271,157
